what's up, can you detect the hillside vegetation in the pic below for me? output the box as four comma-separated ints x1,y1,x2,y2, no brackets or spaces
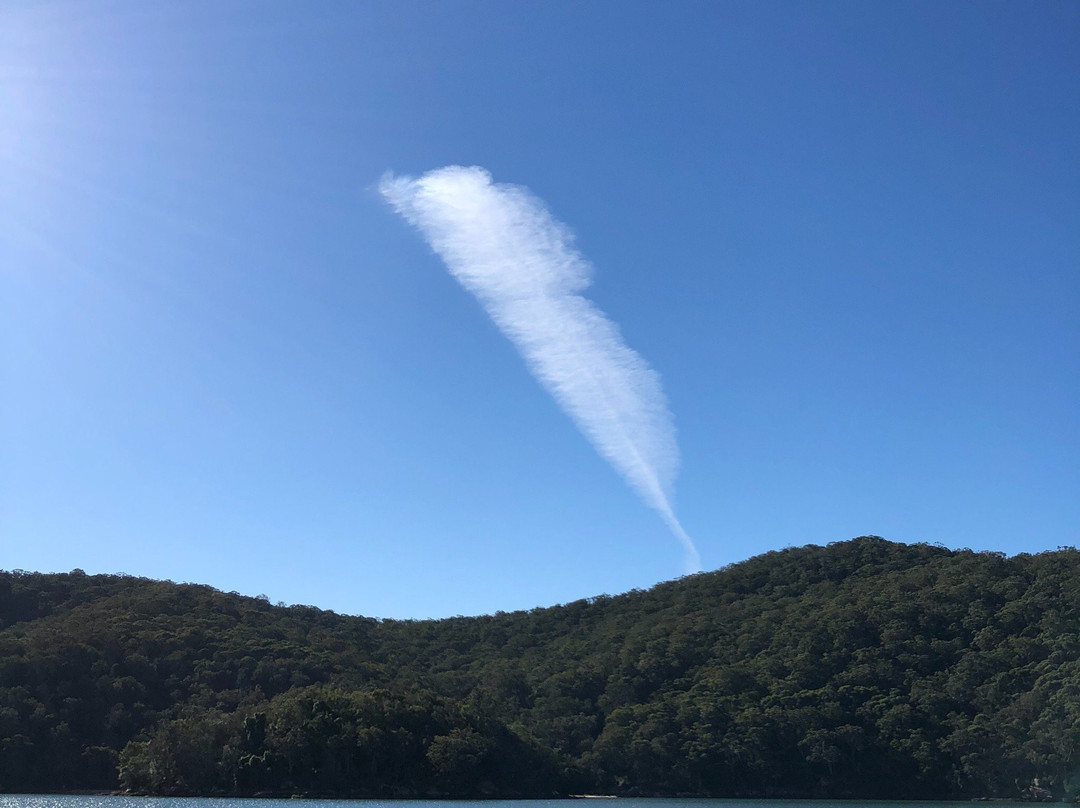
1,537,1078,799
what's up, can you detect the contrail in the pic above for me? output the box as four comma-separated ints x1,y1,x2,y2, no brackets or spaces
380,166,701,573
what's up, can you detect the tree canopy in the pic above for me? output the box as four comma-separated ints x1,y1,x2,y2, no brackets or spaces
1,537,1077,799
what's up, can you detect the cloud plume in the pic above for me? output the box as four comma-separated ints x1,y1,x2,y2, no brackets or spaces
380,166,700,572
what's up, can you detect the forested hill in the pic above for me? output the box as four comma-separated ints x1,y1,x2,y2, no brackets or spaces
1,538,1078,800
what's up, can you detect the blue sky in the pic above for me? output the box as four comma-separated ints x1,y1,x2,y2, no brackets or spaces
2,1,1076,619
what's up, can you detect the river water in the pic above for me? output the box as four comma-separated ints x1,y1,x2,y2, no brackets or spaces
0,796,1043,808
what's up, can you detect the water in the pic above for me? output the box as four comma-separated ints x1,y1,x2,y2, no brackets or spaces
0,797,1043,808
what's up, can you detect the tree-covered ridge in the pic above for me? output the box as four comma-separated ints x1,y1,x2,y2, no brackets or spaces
1,537,1078,799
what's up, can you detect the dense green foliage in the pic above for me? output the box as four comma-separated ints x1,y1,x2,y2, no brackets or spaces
1,537,1078,798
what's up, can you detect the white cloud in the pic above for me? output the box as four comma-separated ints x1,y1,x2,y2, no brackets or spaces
381,166,700,572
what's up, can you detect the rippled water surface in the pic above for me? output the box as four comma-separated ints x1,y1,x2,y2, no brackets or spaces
0,796,1042,808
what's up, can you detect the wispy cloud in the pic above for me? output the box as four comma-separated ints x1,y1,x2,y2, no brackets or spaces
380,166,700,572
